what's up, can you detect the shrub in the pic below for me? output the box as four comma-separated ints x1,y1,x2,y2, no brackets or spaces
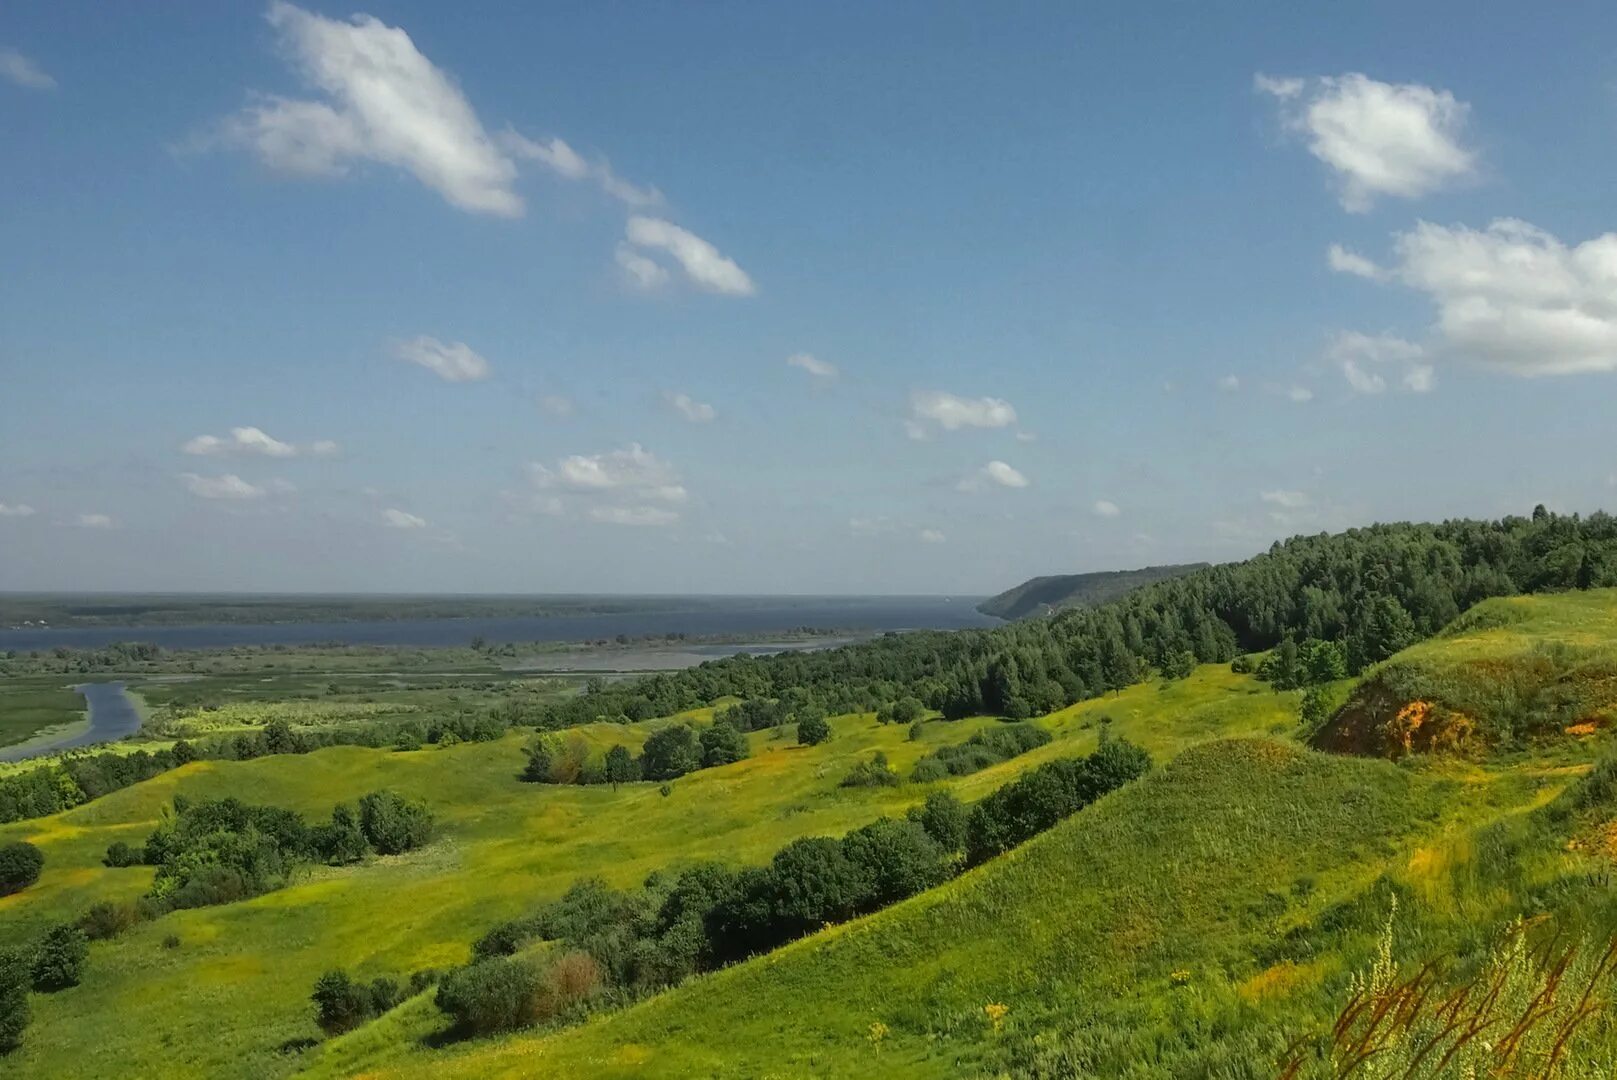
311,970,372,1035
910,722,1050,781
357,790,433,855
102,840,142,868
0,842,43,896
78,900,139,941
908,719,925,741
699,720,749,768
0,948,28,1053
640,724,703,781
435,955,546,1036
841,817,948,907
796,711,830,746
840,751,899,788
31,924,88,991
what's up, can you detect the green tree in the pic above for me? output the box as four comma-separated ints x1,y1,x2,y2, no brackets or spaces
699,720,749,768
1299,686,1333,733
910,790,969,854
603,745,639,788
1302,639,1347,684
640,724,703,781
30,924,87,991
520,736,556,783
796,711,830,747
0,948,28,1053
357,791,434,855
0,842,43,896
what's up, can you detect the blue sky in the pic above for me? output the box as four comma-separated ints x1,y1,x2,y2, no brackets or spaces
3,2,1616,594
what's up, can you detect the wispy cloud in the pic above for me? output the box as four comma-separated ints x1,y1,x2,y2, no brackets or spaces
1093,499,1121,518
182,426,338,457
907,391,1017,437
786,353,838,380
0,47,55,90
394,336,491,382
665,392,716,423
502,130,661,207
621,217,755,296
0,502,37,518
180,473,273,500
528,443,687,526
958,460,1029,492
382,507,427,528
74,513,115,529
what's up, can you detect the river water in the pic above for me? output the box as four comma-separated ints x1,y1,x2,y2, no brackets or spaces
0,596,996,652
0,681,143,763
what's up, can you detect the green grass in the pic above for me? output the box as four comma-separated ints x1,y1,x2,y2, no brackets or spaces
9,591,1617,1078
0,656,1297,1079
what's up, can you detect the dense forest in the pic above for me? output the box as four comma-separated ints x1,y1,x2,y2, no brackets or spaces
533,510,1617,728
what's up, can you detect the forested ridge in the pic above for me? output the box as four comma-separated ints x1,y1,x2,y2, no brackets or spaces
975,562,1210,619
540,509,1617,727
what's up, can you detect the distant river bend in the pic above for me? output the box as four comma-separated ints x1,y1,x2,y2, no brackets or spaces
0,681,142,764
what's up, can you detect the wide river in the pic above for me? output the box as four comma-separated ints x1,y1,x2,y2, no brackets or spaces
0,596,997,652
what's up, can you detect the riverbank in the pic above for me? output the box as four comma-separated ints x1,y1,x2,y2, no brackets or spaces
0,682,147,764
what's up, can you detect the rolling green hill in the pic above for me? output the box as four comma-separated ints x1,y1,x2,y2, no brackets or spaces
975,562,1210,619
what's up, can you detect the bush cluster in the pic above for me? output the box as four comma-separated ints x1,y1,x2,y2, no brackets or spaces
116,790,433,914
840,751,900,788
909,722,1051,782
465,738,1149,1038
522,719,750,787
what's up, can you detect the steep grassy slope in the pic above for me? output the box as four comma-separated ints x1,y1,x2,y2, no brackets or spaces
1315,589,1617,757
0,669,1295,1079
976,563,1209,619
361,740,1444,1078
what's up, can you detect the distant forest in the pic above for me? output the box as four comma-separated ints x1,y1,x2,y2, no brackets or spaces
532,509,1617,728
976,563,1210,619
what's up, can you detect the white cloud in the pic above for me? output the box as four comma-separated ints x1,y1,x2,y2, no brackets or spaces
1093,499,1121,518
1260,489,1310,508
75,513,114,529
786,353,838,380
666,392,716,423
1218,374,1241,391
0,47,55,90
182,425,332,457
959,460,1029,492
622,217,755,296
908,390,1017,434
1258,72,1475,212
181,472,269,500
529,443,688,525
382,507,427,528
1404,364,1436,393
1328,332,1429,395
0,502,37,518
1337,219,1617,376
222,3,521,216
615,244,670,290
919,528,947,544
394,335,491,382
503,130,661,207
587,505,678,527
1015,430,1037,443
1327,243,1386,281
1286,385,1314,403
538,394,574,418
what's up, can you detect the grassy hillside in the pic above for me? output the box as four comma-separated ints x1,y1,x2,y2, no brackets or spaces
0,667,1293,1079
1316,589,1617,758
975,562,1210,620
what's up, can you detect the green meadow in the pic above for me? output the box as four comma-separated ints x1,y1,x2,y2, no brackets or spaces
3,589,1617,1077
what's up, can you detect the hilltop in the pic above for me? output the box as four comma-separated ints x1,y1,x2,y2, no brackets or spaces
976,562,1210,619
